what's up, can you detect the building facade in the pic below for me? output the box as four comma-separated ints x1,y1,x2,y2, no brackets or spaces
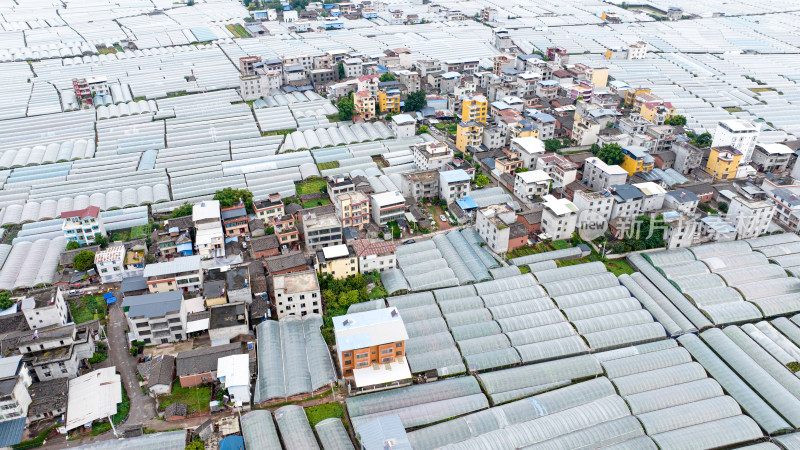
61,206,105,246
272,271,322,319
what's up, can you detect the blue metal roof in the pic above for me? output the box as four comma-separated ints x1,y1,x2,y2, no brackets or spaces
190,27,218,42
220,435,244,450
0,417,25,447
456,196,478,210
666,189,699,203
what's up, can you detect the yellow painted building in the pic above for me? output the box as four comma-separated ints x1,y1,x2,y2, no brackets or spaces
455,121,484,152
705,147,742,180
461,95,488,124
638,99,675,125
620,146,655,175
624,87,650,105
354,91,376,120
378,89,401,114
508,120,540,141
316,244,358,279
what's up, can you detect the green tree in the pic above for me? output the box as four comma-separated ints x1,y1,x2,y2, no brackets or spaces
170,202,193,218
718,202,729,213
66,241,80,251
94,234,109,249
516,167,529,173
213,188,254,213
475,174,490,188
404,91,427,112
379,72,397,82
185,439,205,450
186,0,194,5
664,115,687,126
337,95,354,121
73,250,96,272
595,143,625,165
0,292,12,310
416,125,428,135
337,61,345,79
544,138,563,152
693,132,712,148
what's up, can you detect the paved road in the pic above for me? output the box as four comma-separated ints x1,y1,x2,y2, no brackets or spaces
108,303,157,425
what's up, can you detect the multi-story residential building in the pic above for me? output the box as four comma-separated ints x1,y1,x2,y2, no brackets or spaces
357,74,379,98
94,245,127,283
351,240,396,273
529,112,556,141
354,90,376,120
143,255,203,293
0,356,31,422
193,200,225,259
725,196,776,239
768,188,800,232
378,88,401,113
705,146,742,181
582,157,627,192
621,145,655,176
394,69,420,92
176,343,245,388
61,206,105,246
476,204,516,254
327,176,356,202
309,67,339,88
662,211,696,249
664,189,700,216
510,136,545,169
156,216,194,258
514,170,551,200
461,95,488,123
371,191,405,226
123,290,187,344
455,122,484,152
609,184,644,221
645,125,680,153
439,170,471,203
335,191,371,230
72,76,109,106
711,119,760,163
272,270,321,319
21,288,70,330
390,114,416,138
633,182,667,212
672,141,704,174
633,92,674,125
482,126,505,150
752,143,793,173
572,190,614,222
221,203,249,237
18,323,95,382
253,194,285,225
274,214,300,249
535,80,559,99
343,58,364,78
533,153,578,187
333,307,409,386
412,141,453,171
494,149,524,175
401,170,439,201
316,244,358,278
283,64,310,86
303,212,343,252
541,195,579,241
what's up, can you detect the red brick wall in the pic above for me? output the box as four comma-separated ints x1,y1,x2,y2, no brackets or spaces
179,372,212,388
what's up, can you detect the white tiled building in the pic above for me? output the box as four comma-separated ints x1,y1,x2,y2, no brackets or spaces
94,245,126,283
61,206,105,246
513,170,551,200
582,157,627,192
711,119,760,163
272,270,321,319
541,195,579,241
725,196,776,239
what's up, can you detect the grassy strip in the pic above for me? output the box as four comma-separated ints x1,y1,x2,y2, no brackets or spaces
305,402,344,428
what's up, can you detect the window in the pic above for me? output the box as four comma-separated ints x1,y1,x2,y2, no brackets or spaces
396,342,403,347
343,352,351,357
355,352,369,359
381,348,393,354
356,361,369,368
344,360,352,365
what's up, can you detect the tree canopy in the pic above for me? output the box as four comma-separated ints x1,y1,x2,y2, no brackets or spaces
337,95,354,121
664,115,686,126
0,292,12,311
214,188,254,213
170,202,193,218
94,234,108,249
693,132,712,148
544,138,564,153
475,174,490,188
595,143,625,165
337,61,345,79
73,250,96,272
66,241,80,251
404,91,427,112
379,72,396,82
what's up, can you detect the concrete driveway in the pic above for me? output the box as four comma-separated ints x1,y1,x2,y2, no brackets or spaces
107,303,157,425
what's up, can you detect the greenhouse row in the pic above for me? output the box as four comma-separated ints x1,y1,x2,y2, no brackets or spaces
637,237,800,326
395,229,500,291
0,236,66,291
274,405,321,450
253,315,336,404
12,207,149,244
345,376,489,430
0,138,96,169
